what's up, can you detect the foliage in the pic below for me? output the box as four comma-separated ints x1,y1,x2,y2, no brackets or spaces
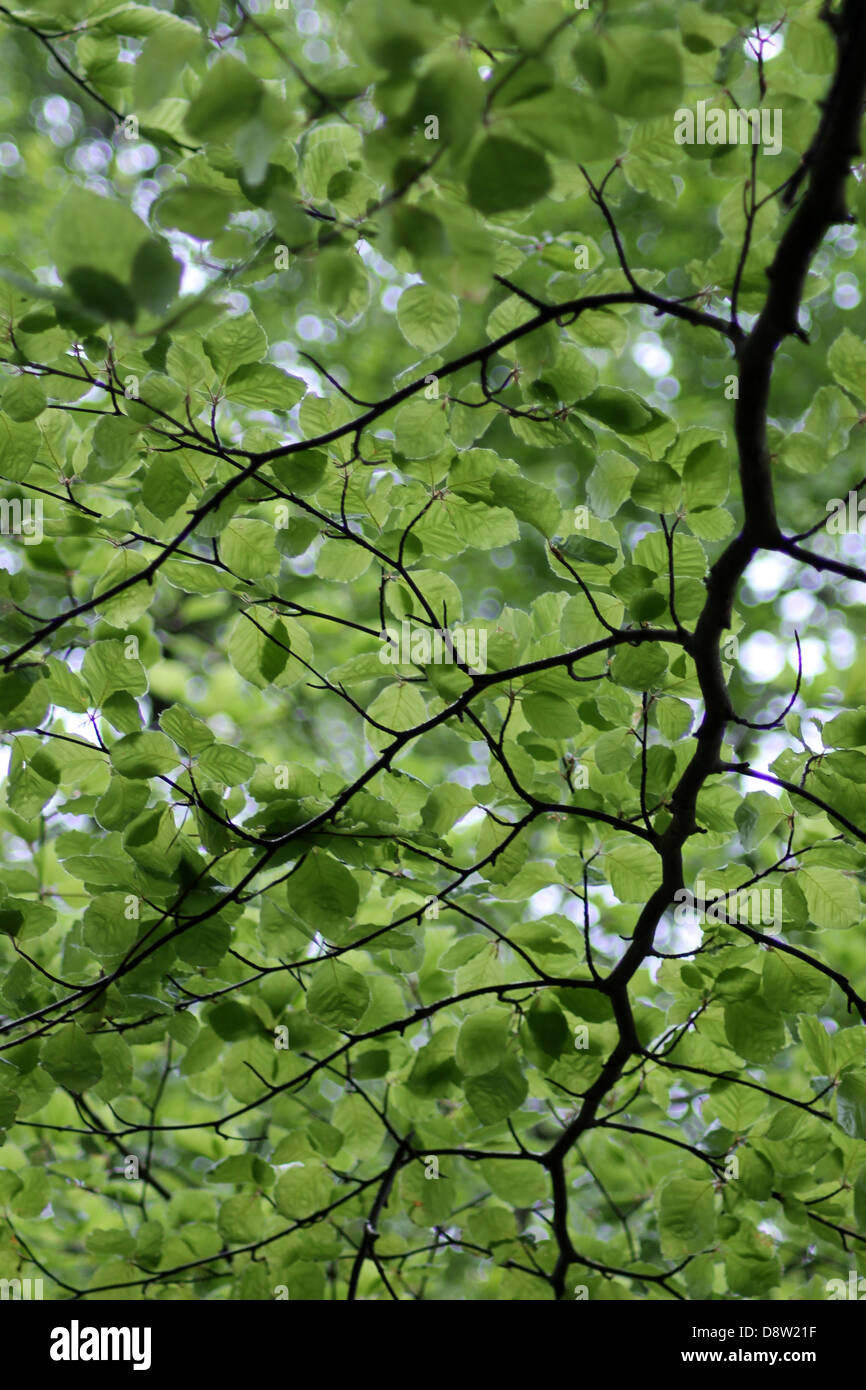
0,0,865,1302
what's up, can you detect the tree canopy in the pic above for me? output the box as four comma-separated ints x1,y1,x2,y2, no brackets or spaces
0,0,865,1304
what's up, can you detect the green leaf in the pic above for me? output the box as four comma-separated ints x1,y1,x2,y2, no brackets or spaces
273,1163,333,1220
110,732,178,779
93,551,153,627
216,1189,264,1245
2,374,46,421
837,1072,866,1139
504,90,619,163
724,1224,782,1297
270,449,327,497
798,865,860,929
0,1087,19,1128
631,460,680,512
0,668,50,731
288,850,360,935
656,698,693,740
456,1008,510,1076
658,1176,715,1258
176,918,231,969
610,643,668,690
316,248,370,322
130,239,182,315
394,398,447,458
41,1024,103,1092
526,996,569,1057
141,455,192,521
224,364,306,410
316,539,373,582
228,613,290,688
220,518,280,580
704,1080,766,1132
50,187,149,283
854,1167,866,1232
204,312,267,380
135,25,202,110
83,896,138,962
522,692,580,738
683,440,730,511
11,1170,50,1219
828,328,866,403
196,742,255,785
154,186,239,239
558,536,618,566
595,30,683,118
209,1002,259,1041
463,1056,527,1124
724,998,786,1063
333,1092,385,1159
305,961,370,1030
83,641,148,706
467,137,552,215
397,285,459,353
91,416,143,477
0,417,38,480
407,1028,460,1097
85,1229,136,1257
185,55,264,142
605,841,662,903
762,950,829,1013
67,269,136,324
122,806,182,875
797,1014,835,1074
490,472,561,536
581,386,652,435
366,682,427,749
587,451,638,519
